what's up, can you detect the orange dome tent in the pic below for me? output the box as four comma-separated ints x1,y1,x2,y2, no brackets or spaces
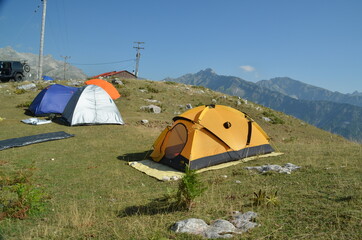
150,105,274,171
85,79,121,100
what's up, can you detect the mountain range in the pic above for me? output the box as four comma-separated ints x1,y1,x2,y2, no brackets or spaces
256,77,362,107
164,68,362,143
0,46,87,80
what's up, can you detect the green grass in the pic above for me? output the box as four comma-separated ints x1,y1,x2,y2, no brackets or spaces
0,79,361,239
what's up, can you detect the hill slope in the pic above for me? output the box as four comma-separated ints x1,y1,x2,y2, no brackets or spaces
0,79,361,239
165,69,362,142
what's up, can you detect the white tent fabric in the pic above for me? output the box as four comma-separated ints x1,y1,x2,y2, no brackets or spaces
62,85,124,126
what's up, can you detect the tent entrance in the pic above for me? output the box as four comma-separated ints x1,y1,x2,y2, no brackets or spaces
164,123,188,159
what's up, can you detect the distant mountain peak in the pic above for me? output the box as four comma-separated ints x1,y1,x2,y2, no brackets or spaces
197,68,216,75
3,46,16,52
256,77,362,107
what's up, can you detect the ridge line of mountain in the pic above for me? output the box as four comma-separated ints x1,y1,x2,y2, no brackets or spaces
256,76,362,107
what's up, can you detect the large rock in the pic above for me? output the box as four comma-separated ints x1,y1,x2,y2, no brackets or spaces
140,105,161,114
230,211,258,232
245,163,301,174
171,211,259,239
17,83,37,91
171,218,208,235
204,219,237,239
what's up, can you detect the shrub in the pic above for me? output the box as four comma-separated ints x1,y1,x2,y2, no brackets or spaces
262,111,285,124
16,101,32,108
14,89,26,95
252,189,279,207
164,81,177,85
0,183,47,220
119,89,131,98
146,85,159,93
0,169,48,220
191,85,207,90
176,166,207,210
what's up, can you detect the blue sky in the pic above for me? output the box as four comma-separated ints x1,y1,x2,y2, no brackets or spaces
1,0,361,93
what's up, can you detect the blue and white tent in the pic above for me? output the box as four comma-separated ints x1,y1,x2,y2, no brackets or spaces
62,85,124,126
29,84,78,116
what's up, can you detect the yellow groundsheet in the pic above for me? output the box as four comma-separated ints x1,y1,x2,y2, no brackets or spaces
128,152,284,181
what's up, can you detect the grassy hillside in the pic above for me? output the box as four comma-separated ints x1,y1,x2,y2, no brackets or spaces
0,79,361,239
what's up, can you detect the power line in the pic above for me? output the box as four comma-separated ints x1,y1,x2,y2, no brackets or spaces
70,59,135,66
60,55,70,80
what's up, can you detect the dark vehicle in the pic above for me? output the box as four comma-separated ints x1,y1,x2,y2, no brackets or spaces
0,61,30,82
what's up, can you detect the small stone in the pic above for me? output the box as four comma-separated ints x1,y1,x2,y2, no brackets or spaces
162,176,170,181
170,176,180,181
145,99,160,103
17,83,37,90
262,117,271,122
112,79,124,86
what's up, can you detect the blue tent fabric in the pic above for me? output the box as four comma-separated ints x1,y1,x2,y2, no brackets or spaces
0,131,74,151
29,84,78,116
42,76,54,81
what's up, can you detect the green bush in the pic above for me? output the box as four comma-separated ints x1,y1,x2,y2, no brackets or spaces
119,89,131,98
164,81,177,85
146,85,159,93
16,101,32,108
176,166,207,210
14,89,26,95
0,169,47,220
262,111,285,124
252,189,279,207
191,85,207,90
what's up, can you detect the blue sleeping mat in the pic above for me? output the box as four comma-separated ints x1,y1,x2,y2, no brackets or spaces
0,131,74,151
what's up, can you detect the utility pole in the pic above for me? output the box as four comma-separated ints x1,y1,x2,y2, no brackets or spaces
61,55,70,80
38,0,47,80
133,42,144,78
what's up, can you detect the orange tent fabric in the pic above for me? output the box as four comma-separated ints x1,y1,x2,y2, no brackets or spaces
85,79,121,100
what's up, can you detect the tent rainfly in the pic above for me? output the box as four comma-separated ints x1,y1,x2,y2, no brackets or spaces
62,85,124,126
150,105,274,171
85,78,121,100
29,84,78,116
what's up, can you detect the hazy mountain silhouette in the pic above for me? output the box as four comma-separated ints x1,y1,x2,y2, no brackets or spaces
256,77,362,107
0,46,87,80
